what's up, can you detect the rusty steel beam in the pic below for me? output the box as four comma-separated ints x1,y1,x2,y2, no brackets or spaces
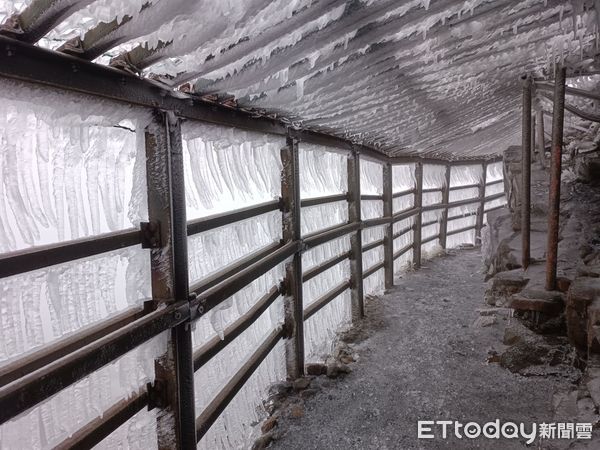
546,66,566,291
144,111,196,448
521,74,532,269
281,135,304,379
439,164,451,249
348,149,364,321
383,162,394,288
413,162,423,268
475,162,487,242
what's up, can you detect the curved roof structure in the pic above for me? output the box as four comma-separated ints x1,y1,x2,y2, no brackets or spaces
1,0,598,157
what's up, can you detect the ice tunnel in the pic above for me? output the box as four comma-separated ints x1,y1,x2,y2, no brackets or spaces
1,0,600,448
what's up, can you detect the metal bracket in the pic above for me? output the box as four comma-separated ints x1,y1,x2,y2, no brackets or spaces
140,221,162,248
146,378,168,410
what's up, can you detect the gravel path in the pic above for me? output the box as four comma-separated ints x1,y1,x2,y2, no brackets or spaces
271,249,569,449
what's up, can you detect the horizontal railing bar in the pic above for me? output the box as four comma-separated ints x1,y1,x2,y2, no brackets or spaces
360,194,383,201
393,243,413,260
422,187,442,193
193,285,282,371
0,300,189,425
392,225,414,239
421,204,445,212
362,216,392,228
393,207,420,223
421,219,439,228
363,261,385,279
187,199,281,236
484,192,505,202
54,389,149,449
0,306,146,387
485,178,504,186
303,280,351,321
196,326,284,442
421,234,439,245
362,238,384,253
392,188,415,198
0,228,141,279
303,251,351,282
449,182,479,191
303,222,359,249
447,197,481,208
190,242,300,316
448,211,478,221
190,242,282,295
300,193,348,208
485,203,508,213
447,225,477,236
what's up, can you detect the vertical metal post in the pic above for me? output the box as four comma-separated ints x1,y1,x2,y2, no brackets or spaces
281,135,304,378
439,164,451,249
383,162,393,289
348,149,364,320
521,74,532,269
475,162,487,241
413,162,423,268
144,111,196,448
546,66,566,291
536,109,546,168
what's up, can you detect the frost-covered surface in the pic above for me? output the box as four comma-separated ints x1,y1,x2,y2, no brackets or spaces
392,164,415,192
1,332,166,449
7,2,599,156
362,226,385,296
0,79,150,252
301,201,348,235
451,165,483,187
422,164,446,189
182,122,282,220
299,143,347,198
393,193,414,213
361,200,383,220
360,158,383,195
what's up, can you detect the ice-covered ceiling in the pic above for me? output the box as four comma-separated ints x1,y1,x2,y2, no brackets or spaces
1,0,599,158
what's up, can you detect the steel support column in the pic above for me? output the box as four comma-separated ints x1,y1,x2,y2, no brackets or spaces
475,162,487,241
439,164,451,249
348,149,364,320
521,74,532,269
382,162,393,289
413,162,423,267
281,135,304,378
144,111,196,448
546,66,566,291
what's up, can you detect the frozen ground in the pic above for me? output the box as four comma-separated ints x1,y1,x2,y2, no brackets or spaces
272,249,577,450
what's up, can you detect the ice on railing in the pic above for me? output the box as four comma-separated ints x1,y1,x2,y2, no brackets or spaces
447,213,477,248
393,193,414,213
299,143,347,198
449,186,479,203
448,201,479,219
450,164,483,187
0,79,151,253
362,226,385,296
0,246,150,366
1,332,166,449
0,0,32,22
422,164,446,189
182,122,282,220
188,212,281,285
393,216,414,274
303,236,350,273
361,200,383,220
486,161,504,182
485,196,507,211
301,201,348,235
423,191,442,206
192,265,284,345
303,260,350,308
304,290,351,362
392,164,415,192
485,182,505,197
96,409,158,450
197,341,286,450
360,158,383,195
